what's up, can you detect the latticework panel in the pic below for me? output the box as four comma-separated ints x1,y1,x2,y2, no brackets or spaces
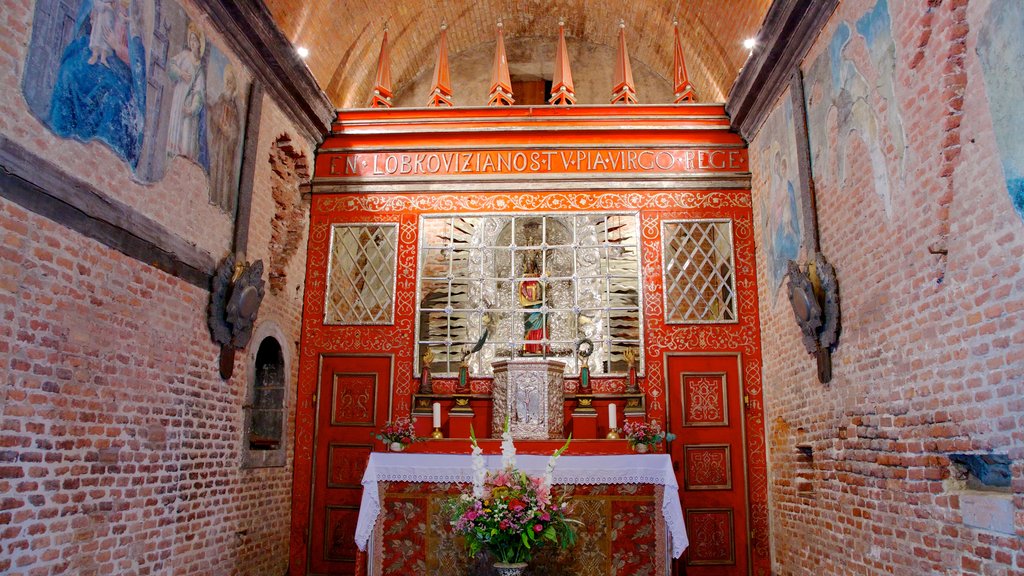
325,224,398,324
662,220,737,323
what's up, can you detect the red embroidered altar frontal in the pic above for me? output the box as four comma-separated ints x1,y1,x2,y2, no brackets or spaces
369,482,666,576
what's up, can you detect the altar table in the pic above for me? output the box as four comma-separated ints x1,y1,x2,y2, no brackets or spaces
356,453,687,575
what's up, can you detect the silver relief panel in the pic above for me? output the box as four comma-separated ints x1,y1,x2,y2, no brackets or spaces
325,224,399,325
491,359,566,439
416,214,643,377
662,220,737,324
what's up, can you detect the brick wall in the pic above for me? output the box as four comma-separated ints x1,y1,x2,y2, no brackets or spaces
749,0,1024,574
0,0,313,574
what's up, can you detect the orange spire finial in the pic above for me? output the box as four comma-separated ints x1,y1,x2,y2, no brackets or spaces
370,24,393,108
488,19,514,106
611,19,638,105
427,20,454,107
673,19,698,103
549,17,577,105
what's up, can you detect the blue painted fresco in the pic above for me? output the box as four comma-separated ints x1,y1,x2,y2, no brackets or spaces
23,0,249,211
804,0,906,219
977,2,1024,222
48,0,148,167
756,91,803,300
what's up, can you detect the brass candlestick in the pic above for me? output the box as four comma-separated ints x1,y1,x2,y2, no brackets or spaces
431,427,444,439
606,429,620,439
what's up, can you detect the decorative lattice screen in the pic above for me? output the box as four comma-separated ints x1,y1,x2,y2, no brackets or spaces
325,224,398,325
662,220,737,324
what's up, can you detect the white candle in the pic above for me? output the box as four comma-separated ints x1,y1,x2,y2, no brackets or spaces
608,403,617,430
432,402,441,429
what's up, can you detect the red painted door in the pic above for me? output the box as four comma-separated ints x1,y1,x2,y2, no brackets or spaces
308,355,392,575
667,354,748,575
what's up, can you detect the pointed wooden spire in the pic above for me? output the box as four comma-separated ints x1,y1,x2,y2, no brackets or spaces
488,19,514,106
611,20,638,105
427,21,454,107
549,18,577,105
370,25,393,108
673,19,698,103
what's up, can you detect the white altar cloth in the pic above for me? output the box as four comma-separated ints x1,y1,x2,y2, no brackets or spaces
355,453,689,558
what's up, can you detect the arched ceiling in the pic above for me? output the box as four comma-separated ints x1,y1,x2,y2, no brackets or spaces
264,1,773,108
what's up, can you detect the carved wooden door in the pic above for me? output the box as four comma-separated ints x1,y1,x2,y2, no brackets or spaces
667,354,749,575
308,355,392,575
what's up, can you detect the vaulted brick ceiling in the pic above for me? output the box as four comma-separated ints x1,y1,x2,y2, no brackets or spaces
264,0,773,108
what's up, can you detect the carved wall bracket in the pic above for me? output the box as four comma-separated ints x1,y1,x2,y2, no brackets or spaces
786,253,840,383
209,254,267,378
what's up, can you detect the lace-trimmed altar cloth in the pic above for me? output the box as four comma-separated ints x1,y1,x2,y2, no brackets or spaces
355,453,689,558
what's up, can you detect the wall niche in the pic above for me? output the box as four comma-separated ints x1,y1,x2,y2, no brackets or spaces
243,324,290,468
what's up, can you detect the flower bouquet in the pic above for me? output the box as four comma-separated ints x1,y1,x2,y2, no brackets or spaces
446,424,578,574
621,420,667,453
374,417,417,451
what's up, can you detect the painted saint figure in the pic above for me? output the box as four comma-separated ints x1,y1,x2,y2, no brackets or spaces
167,22,207,161
207,66,242,211
519,256,548,355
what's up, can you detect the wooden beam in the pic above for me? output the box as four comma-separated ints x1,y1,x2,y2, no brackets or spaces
232,83,266,257
725,0,839,141
193,0,335,144
0,135,215,289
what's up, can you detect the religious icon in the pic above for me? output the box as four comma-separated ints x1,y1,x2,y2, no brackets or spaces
418,348,434,394
519,254,548,355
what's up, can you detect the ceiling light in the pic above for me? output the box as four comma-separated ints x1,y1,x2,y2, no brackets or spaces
296,46,310,59
742,38,757,50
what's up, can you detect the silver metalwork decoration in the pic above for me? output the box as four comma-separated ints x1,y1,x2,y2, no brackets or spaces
491,359,565,439
325,224,399,325
662,219,737,324
416,214,643,377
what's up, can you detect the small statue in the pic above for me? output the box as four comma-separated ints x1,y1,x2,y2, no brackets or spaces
576,338,593,393
456,314,491,394
623,347,639,393
418,349,434,394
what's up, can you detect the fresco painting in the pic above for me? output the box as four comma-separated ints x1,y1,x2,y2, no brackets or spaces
754,90,803,301
803,0,906,219
976,1,1024,222
23,0,250,213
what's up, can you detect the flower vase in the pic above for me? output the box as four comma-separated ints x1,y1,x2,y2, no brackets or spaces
389,441,405,452
493,562,528,576
633,443,648,454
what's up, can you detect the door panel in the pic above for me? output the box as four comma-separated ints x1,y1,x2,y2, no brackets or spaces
667,354,748,576
309,356,391,575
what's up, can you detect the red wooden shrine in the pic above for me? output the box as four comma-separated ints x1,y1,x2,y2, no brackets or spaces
290,105,769,576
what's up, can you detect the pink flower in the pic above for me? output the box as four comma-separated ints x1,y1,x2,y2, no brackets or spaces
540,512,550,521
533,524,543,533
499,520,510,530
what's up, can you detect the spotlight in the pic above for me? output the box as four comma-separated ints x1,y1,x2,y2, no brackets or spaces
296,46,310,59
742,38,757,51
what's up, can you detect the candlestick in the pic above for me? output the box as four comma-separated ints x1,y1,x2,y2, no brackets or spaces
432,402,441,429
608,403,617,430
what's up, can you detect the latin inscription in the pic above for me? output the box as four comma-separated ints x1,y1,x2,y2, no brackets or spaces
323,148,748,178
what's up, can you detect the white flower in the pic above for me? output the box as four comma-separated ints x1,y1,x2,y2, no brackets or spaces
471,442,486,498
500,425,516,471
544,436,572,489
